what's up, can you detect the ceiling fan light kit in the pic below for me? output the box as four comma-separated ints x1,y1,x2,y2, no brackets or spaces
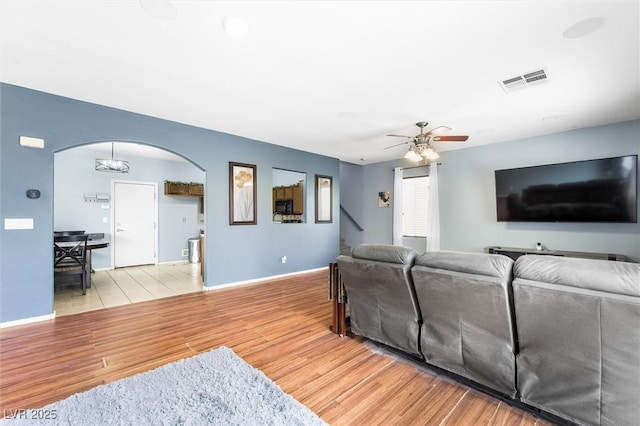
387,121,467,163
404,148,421,162
405,144,440,163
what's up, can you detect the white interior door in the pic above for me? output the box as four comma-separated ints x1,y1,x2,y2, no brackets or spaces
113,181,157,268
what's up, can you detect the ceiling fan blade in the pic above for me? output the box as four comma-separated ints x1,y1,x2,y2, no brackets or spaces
432,135,469,142
383,141,410,150
425,126,453,136
386,134,413,138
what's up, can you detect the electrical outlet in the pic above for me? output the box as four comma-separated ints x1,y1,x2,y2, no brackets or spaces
182,249,189,257
281,255,287,264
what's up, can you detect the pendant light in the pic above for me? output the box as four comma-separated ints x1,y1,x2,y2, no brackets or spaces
95,142,129,173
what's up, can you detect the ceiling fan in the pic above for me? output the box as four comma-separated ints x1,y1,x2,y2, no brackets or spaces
384,121,469,162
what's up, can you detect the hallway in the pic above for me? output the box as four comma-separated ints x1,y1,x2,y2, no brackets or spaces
54,262,203,316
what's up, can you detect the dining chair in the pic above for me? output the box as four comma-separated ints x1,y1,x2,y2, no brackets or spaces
54,234,89,295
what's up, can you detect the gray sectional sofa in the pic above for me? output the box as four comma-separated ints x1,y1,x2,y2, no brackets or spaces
336,244,640,426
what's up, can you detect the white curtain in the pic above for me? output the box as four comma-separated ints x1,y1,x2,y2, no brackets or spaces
392,167,403,246
426,163,441,251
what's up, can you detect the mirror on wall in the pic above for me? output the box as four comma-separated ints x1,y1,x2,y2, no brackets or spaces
315,174,333,223
272,168,306,223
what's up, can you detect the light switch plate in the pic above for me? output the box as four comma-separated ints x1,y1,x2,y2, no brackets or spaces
19,136,45,149
5,218,34,230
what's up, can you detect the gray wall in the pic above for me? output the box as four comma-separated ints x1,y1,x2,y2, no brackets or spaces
438,121,639,260
0,83,340,323
353,120,640,262
54,145,204,268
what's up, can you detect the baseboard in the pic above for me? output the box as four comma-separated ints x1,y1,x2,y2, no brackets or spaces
1,311,56,329
157,260,191,265
94,260,191,271
204,266,328,291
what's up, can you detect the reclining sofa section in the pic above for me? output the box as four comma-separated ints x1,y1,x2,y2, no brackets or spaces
411,251,517,398
336,244,422,357
513,255,640,426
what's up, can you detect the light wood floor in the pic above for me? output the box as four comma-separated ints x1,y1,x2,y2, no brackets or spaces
2,270,554,425
54,262,203,316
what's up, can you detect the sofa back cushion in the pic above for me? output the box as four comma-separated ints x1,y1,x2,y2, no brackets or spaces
514,254,640,297
513,255,640,426
336,244,421,356
411,250,517,397
351,243,416,265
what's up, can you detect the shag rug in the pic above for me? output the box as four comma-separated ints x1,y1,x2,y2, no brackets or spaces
2,346,326,425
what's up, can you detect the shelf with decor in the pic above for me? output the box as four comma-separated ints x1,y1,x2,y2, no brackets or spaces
485,246,626,262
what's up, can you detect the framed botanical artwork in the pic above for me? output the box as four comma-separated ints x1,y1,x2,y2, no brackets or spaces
229,162,257,225
315,174,333,223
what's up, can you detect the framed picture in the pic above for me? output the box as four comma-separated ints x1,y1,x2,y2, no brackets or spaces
229,162,257,225
378,191,390,207
315,174,333,223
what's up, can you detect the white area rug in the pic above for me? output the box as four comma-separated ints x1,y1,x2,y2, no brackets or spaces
2,346,326,425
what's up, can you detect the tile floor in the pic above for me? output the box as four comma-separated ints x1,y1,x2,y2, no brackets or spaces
54,262,204,316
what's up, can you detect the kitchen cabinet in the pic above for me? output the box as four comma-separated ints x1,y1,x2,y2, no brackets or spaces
164,182,189,195
164,181,204,196
273,184,302,201
273,183,304,215
188,183,204,196
292,184,303,214
284,186,293,200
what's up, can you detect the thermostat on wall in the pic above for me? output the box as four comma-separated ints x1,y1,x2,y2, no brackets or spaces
26,189,41,199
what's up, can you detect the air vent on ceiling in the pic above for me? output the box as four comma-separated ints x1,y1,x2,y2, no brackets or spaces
499,68,549,93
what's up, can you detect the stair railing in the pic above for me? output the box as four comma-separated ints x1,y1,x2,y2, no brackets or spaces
340,205,364,232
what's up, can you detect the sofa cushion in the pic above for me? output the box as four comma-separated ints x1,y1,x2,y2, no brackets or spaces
415,250,513,278
351,243,417,265
514,254,640,297
412,250,517,397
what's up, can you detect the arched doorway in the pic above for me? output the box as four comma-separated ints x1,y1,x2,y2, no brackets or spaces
53,141,206,315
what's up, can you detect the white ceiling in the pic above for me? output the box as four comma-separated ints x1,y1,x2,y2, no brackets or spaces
1,1,638,165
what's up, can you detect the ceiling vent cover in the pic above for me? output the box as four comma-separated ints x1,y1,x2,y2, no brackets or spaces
499,68,549,93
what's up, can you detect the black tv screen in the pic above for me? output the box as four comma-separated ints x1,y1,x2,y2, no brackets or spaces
495,155,637,223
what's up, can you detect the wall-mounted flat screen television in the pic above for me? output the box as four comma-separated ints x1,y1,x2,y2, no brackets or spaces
495,155,637,223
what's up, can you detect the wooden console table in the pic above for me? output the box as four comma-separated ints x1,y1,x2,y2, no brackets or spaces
329,262,348,337
485,246,626,262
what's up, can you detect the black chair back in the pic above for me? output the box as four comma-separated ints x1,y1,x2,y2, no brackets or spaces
54,234,89,294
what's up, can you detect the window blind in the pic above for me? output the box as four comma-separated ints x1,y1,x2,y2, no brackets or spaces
402,176,429,237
